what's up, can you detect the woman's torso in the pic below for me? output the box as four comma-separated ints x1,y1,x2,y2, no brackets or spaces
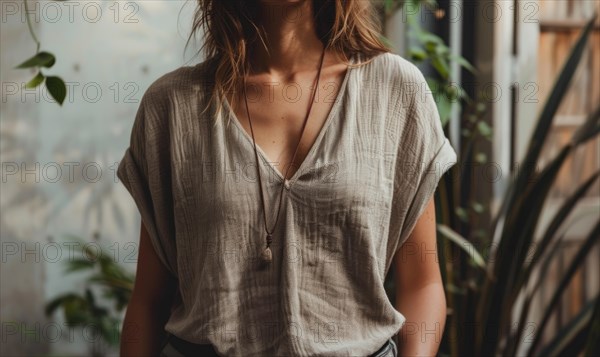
130,50,445,356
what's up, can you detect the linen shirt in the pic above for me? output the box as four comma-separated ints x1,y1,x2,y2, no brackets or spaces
116,51,458,356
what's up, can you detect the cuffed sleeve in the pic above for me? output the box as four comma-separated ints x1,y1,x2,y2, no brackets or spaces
116,88,178,277
395,67,458,249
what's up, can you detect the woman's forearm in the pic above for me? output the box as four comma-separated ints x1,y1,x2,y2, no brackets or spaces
120,297,171,356
395,281,447,356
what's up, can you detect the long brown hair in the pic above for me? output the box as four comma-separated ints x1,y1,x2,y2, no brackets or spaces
184,0,391,125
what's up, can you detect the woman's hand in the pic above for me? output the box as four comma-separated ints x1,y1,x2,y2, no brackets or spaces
394,196,447,356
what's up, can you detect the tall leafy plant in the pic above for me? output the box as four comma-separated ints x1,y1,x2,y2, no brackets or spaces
380,1,492,244
382,0,476,125
436,14,600,357
380,0,493,327
45,233,134,357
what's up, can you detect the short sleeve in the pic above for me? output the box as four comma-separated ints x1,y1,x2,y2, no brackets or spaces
395,67,458,249
116,87,178,277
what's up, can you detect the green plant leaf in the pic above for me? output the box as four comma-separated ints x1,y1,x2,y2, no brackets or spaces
437,224,486,270
435,43,450,56
15,51,56,69
25,72,45,89
65,258,96,272
99,316,121,346
45,76,67,105
402,0,421,26
420,0,438,11
436,93,453,125
445,283,467,295
417,31,444,46
471,202,484,213
409,47,428,61
383,0,398,14
449,53,477,73
45,293,80,317
477,121,492,138
431,56,449,79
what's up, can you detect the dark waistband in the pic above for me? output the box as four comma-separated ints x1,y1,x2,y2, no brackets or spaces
165,333,219,356
165,333,393,356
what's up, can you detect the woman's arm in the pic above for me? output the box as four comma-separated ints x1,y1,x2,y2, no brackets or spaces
120,221,178,356
394,196,447,356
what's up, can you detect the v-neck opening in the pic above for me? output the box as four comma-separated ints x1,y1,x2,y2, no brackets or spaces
224,54,354,187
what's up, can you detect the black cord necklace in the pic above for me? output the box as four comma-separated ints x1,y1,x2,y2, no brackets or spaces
242,45,327,267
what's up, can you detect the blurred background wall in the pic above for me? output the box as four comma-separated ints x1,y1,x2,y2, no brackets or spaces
1,1,200,355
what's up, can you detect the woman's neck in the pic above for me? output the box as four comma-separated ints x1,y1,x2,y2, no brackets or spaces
249,0,325,79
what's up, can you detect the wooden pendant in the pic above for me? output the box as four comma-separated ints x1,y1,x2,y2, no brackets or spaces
261,246,272,263
260,233,273,264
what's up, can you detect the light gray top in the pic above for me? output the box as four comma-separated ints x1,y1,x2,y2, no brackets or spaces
116,51,457,356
